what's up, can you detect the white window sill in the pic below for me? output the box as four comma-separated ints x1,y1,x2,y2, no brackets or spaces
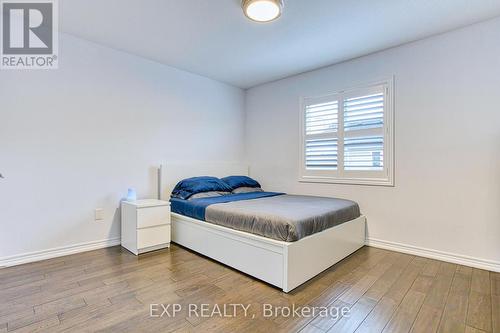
298,176,394,187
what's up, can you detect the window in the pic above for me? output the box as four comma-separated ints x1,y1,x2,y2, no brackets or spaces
300,79,394,186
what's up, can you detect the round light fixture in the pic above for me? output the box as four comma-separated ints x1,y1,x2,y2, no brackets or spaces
242,0,283,23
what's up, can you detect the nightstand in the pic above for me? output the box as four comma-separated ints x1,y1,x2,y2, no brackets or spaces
121,199,171,255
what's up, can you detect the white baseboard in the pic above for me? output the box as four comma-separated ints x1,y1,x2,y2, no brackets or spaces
366,237,500,273
0,237,121,268
2,236,498,273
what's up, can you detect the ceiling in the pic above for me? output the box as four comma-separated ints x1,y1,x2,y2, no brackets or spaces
60,0,500,88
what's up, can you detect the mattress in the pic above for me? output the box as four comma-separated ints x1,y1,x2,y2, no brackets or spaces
170,192,360,242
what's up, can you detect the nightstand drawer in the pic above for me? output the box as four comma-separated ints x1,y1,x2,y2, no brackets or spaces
137,225,171,249
137,206,170,229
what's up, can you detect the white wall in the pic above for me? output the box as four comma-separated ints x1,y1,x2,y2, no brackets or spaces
245,18,500,267
2,19,499,270
0,34,245,261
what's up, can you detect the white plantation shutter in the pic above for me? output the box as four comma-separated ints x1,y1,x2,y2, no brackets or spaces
344,136,384,171
304,100,339,170
305,101,338,135
343,91,385,171
344,93,384,132
305,138,338,170
301,80,393,186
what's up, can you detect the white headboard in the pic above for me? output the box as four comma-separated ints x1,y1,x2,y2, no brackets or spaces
160,162,249,200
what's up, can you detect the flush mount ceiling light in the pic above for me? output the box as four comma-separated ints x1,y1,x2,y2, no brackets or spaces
242,0,284,23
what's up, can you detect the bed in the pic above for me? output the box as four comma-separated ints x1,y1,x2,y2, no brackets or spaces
161,162,366,292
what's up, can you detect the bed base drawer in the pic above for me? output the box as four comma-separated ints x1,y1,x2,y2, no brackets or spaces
171,213,366,292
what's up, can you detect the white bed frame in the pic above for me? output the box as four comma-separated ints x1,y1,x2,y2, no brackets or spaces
161,162,366,293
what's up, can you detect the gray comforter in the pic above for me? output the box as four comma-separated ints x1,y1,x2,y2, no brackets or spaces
205,195,360,242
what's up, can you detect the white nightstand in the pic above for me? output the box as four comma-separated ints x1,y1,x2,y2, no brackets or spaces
121,199,171,255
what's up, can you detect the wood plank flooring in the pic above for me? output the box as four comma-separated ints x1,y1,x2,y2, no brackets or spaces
0,245,498,333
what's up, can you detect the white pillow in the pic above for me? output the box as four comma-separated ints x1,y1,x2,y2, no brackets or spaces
232,187,263,194
188,191,230,200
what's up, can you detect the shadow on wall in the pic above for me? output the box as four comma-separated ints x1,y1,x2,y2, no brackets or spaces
149,165,160,200
111,207,121,241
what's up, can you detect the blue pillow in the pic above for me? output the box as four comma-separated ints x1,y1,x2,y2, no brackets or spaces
171,176,232,200
221,175,261,191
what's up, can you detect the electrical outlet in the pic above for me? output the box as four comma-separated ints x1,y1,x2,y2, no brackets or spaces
95,208,104,221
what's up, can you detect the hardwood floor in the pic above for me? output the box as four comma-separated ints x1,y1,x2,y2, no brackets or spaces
0,245,498,333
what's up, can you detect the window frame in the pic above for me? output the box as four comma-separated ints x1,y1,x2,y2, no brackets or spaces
299,77,394,186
